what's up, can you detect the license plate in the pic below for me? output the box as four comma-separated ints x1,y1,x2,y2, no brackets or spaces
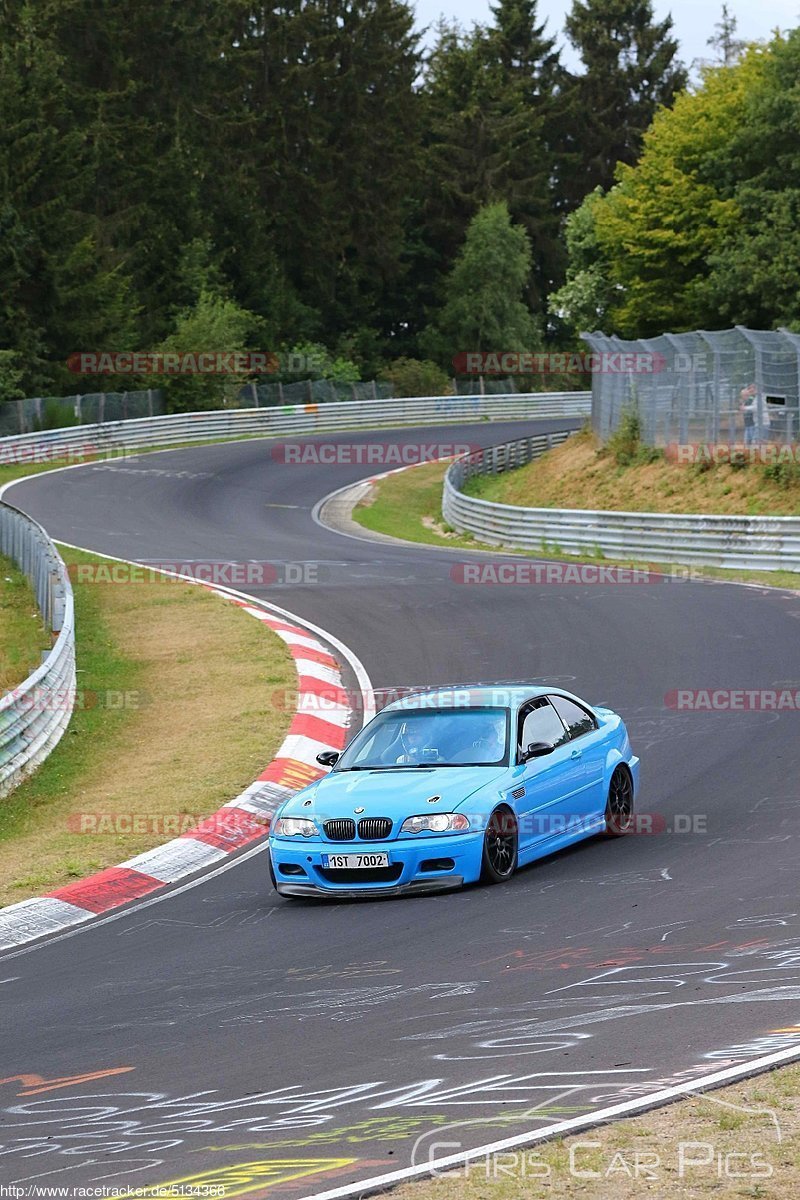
322,853,389,869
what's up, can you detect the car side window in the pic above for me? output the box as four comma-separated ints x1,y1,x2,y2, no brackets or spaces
548,695,597,741
517,699,567,760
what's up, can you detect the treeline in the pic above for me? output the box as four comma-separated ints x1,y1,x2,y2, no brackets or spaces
556,28,800,338
0,0,685,404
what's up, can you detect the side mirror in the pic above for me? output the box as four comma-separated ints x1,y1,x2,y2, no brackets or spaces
521,741,554,763
315,750,340,768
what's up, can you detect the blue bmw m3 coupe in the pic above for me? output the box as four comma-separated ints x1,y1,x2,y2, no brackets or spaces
268,684,640,899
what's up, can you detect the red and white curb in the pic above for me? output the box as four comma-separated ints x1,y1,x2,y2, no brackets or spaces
0,590,360,952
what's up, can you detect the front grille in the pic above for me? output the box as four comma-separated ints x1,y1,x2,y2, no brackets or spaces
318,864,403,885
358,817,392,840
324,818,356,841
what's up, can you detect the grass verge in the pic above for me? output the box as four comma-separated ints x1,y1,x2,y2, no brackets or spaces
0,545,295,906
352,460,800,591
0,553,49,690
392,1063,800,1200
464,425,800,516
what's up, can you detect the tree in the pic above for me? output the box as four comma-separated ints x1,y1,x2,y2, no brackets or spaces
236,0,422,354
416,3,563,329
547,188,616,334
701,29,800,325
152,291,260,412
556,37,800,337
424,202,541,363
707,5,746,67
560,0,687,203
378,357,451,396
0,2,138,393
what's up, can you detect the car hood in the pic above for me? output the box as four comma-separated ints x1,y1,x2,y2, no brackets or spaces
279,765,506,822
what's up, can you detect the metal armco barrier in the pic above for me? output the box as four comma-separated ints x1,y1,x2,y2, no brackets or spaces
443,433,800,572
0,503,76,796
0,392,590,463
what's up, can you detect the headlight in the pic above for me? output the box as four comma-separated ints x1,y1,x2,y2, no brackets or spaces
272,816,317,838
400,813,471,834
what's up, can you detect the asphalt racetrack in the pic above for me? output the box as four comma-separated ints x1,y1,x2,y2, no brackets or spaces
2,419,800,1198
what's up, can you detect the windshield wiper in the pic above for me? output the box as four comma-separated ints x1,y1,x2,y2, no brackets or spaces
337,764,436,772
337,766,410,772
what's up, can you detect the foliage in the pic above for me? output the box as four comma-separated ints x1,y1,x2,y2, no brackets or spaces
379,358,452,396
559,34,800,336
0,351,25,404
425,202,542,364
560,0,687,202
152,291,260,412
32,400,81,431
602,408,662,466
0,0,718,402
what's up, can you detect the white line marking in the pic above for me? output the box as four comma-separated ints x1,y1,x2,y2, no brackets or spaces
0,536,374,957
297,1042,800,1200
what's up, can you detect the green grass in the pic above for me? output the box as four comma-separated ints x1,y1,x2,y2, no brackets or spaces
0,544,295,905
352,460,800,592
0,545,139,852
0,553,49,690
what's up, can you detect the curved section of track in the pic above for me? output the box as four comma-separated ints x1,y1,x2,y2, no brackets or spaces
2,419,800,1199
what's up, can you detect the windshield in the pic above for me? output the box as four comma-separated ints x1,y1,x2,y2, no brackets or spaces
336,706,510,770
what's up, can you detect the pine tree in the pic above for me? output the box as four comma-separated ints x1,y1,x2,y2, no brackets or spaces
418,3,562,333
236,0,423,352
425,201,541,362
560,0,687,203
707,5,747,68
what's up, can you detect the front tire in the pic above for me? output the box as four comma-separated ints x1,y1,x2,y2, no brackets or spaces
481,806,518,883
605,766,634,835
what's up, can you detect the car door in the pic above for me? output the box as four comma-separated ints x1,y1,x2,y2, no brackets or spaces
547,694,607,828
510,698,586,849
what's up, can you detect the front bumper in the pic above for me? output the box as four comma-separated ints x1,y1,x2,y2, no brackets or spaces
275,876,464,899
269,829,484,897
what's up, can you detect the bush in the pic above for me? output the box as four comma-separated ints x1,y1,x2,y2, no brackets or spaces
603,409,661,466
33,400,81,431
763,460,800,489
379,357,452,397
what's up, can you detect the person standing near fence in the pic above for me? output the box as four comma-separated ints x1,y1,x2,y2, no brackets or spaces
740,383,770,444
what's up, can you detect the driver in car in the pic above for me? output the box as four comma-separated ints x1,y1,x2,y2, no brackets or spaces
394,720,439,764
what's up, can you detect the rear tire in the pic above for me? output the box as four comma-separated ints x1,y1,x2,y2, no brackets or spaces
481,806,518,883
605,766,634,836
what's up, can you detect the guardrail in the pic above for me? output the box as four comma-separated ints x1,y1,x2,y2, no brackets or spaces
0,392,590,463
0,503,76,796
443,432,800,572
